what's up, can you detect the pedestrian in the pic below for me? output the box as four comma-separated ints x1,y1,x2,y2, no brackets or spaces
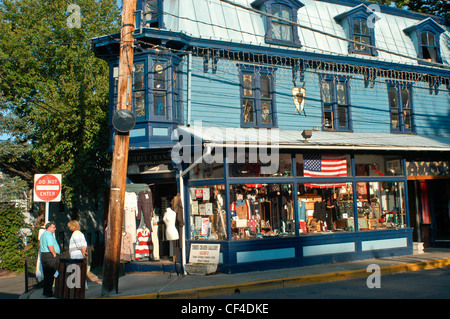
68,220,88,259
39,222,60,297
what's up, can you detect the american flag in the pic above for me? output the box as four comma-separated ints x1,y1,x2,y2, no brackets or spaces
304,154,347,188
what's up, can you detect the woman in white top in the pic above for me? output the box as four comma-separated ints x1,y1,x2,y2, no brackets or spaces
68,221,88,259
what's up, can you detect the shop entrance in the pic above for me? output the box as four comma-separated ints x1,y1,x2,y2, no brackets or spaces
124,179,180,266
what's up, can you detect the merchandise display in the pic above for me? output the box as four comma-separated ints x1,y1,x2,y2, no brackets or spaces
189,185,227,240
119,188,184,262
229,183,295,240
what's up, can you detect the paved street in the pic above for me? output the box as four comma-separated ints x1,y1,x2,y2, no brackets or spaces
208,266,450,299
0,273,25,299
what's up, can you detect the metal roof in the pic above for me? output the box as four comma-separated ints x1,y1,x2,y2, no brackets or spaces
176,125,450,151
163,0,450,68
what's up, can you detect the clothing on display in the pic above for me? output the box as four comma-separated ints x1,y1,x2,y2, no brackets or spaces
120,232,135,262
124,192,138,243
151,216,160,261
138,189,153,230
135,226,153,261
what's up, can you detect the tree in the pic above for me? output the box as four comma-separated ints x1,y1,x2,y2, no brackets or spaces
0,204,28,271
0,0,121,206
368,0,450,19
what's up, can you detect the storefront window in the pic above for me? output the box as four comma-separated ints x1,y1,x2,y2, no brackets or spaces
296,154,352,177
298,183,354,233
189,185,227,240
230,183,294,240
229,153,292,177
355,154,403,176
356,182,406,230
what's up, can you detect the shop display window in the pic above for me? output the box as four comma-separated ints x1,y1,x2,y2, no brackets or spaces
189,185,227,240
356,182,406,230
355,154,404,176
297,183,355,233
229,153,292,178
230,183,294,240
296,154,352,177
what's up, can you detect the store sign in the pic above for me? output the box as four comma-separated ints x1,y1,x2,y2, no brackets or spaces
189,244,220,264
34,174,62,202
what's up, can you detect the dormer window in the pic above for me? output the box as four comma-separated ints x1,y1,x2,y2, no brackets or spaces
334,4,379,56
352,18,370,53
404,18,445,64
420,31,438,62
251,0,304,47
137,0,164,29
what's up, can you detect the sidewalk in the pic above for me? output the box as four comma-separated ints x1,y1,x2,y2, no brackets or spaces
20,247,450,299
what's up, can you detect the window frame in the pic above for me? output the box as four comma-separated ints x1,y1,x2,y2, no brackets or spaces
403,18,445,65
239,65,277,129
138,0,165,29
319,75,352,132
387,82,414,134
111,55,182,125
251,0,303,47
419,31,439,63
334,4,379,57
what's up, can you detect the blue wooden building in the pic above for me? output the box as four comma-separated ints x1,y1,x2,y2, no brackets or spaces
93,0,450,273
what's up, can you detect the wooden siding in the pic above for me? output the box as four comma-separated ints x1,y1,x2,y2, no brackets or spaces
181,56,450,137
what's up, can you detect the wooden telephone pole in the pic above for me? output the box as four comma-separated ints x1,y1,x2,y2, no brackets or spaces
102,0,137,295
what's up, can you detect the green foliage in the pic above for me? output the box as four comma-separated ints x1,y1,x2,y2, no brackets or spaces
0,0,121,204
368,0,450,19
0,204,28,271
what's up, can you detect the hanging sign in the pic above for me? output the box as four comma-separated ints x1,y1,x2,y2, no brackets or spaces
292,86,306,115
34,174,62,202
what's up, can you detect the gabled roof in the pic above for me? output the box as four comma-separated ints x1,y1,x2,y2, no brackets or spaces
403,17,446,35
334,3,380,22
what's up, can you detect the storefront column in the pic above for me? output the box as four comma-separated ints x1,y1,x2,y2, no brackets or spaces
223,152,232,243
402,158,410,228
351,154,359,232
292,153,300,236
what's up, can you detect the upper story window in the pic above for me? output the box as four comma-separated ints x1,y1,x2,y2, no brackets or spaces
388,83,413,134
334,4,379,56
320,76,351,131
112,56,182,124
251,0,304,47
240,65,277,128
404,18,445,64
137,0,164,29
352,18,370,53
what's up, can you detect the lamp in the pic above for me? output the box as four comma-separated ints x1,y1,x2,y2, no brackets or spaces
301,129,312,141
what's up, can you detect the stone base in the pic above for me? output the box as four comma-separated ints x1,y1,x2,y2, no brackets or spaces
185,263,218,275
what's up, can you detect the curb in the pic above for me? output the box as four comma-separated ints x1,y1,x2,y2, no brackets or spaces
106,258,450,299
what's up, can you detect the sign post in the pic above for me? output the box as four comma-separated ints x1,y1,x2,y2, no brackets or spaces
34,174,62,223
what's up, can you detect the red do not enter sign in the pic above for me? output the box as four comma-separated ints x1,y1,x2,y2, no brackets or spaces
34,174,62,202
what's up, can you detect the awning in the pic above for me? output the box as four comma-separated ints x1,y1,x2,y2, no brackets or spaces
175,126,450,152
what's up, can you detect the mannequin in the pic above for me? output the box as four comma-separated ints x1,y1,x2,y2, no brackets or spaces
163,207,179,240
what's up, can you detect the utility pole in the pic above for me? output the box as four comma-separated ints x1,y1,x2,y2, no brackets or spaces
102,0,137,296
